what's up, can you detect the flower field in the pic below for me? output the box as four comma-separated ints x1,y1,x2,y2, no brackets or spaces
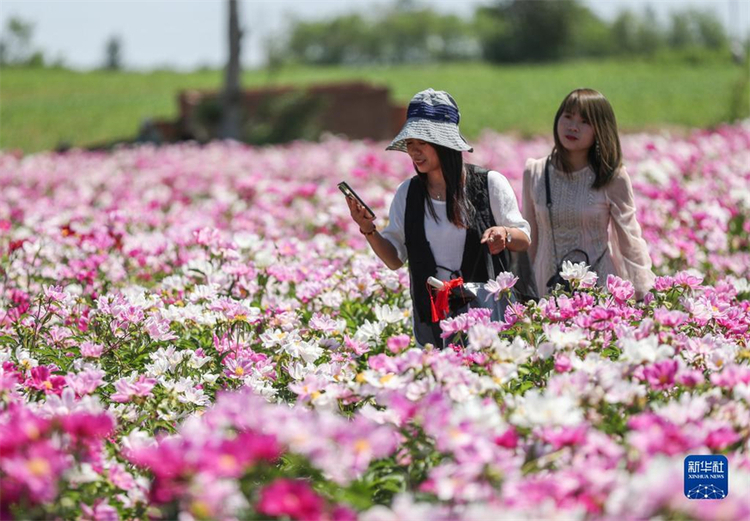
1,122,750,520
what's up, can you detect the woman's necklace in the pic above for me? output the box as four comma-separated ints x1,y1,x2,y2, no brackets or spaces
428,185,445,201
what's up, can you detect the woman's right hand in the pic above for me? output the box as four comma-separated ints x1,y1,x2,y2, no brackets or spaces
346,196,376,233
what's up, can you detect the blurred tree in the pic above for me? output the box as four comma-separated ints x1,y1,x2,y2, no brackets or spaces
0,16,43,66
220,0,243,140
103,36,123,70
284,5,477,65
276,0,731,65
478,0,590,63
611,8,665,56
669,9,728,50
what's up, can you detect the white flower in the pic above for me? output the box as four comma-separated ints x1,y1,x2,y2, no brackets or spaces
15,347,38,371
253,247,277,268
319,290,345,308
186,351,212,369
202,373,220,384
65,463,100,485
619,335,674,364
511,390,583,427
492,362,519,385
727,276,750,294
145,357,170,378
494,336,533,364
178,387,211,406
188,284,219,303
243,372,277,398
283,339,324,364
233,231,260,250
374,304,406,324
287,361,314,381
560,260,598,288
362,370,404,389
150,345,186,372
544,324,588,350
467,324,500,351
355,319,385,342
359,404,402,426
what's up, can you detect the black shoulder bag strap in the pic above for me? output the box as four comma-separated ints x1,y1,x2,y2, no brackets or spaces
543,157,561,267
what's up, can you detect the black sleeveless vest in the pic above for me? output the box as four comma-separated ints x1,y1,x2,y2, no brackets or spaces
404,165,507,342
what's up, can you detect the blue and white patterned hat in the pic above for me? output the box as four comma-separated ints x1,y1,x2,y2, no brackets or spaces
387,88,473,153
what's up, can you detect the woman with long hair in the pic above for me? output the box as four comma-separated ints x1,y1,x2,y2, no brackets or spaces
347,89,530,347
522,88,654,300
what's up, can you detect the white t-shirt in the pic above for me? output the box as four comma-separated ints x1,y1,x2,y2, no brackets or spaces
380,170,531,281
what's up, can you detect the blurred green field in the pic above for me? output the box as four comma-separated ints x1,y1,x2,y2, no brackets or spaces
1,59,747,153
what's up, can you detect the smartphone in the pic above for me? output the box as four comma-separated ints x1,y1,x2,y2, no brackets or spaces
338,181,376,219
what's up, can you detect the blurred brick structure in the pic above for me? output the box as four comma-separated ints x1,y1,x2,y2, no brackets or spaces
167,82,406,144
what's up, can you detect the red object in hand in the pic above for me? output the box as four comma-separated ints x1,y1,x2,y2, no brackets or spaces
430,277,465,322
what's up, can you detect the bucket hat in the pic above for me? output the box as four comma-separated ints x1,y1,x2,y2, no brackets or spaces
387,88,473,153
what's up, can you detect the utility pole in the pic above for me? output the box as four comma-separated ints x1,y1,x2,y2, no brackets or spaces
220,0,243,140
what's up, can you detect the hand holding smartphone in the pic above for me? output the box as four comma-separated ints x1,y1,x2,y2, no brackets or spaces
338,181,376,219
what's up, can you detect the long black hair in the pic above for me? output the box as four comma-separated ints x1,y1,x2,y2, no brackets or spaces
415,143,474,228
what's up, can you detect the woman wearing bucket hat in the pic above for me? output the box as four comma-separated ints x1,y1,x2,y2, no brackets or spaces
346,88,531,348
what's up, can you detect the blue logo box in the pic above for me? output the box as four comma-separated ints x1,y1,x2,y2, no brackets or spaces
684,455,729,499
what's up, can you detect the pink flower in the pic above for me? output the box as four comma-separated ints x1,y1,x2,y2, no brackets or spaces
710,365,750,388
628,413,696,457
653,307,688,327
198,431,281,478
110,375,157,402
676,369,705,387
705,427,741,451
539,425,588,450
144,315,178,341
494,427,519,449
607,274,635,303
0,441,71,504
386,334,411,354
484,272,518,301
65,368,106,396
673,271,704,289
554,354,572,373
641,360,679,390
80,499,119,521
256,479,325,521
79,341,105,358
25,366,66,395
653,276,675,291
60,412,115,441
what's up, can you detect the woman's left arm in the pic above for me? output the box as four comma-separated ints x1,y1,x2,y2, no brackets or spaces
606,168,655,299
483,171,531,255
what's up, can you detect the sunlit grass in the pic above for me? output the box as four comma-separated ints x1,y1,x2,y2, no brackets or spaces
1,58,746,153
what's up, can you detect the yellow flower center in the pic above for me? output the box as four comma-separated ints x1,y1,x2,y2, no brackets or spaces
234,366,244,376
190,500,212,519
379,373,395,385
218,454,237,471
26,457,51,477
354,439,370,454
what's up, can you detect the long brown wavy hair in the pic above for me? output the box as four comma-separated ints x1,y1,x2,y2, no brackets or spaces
552,88,622,189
